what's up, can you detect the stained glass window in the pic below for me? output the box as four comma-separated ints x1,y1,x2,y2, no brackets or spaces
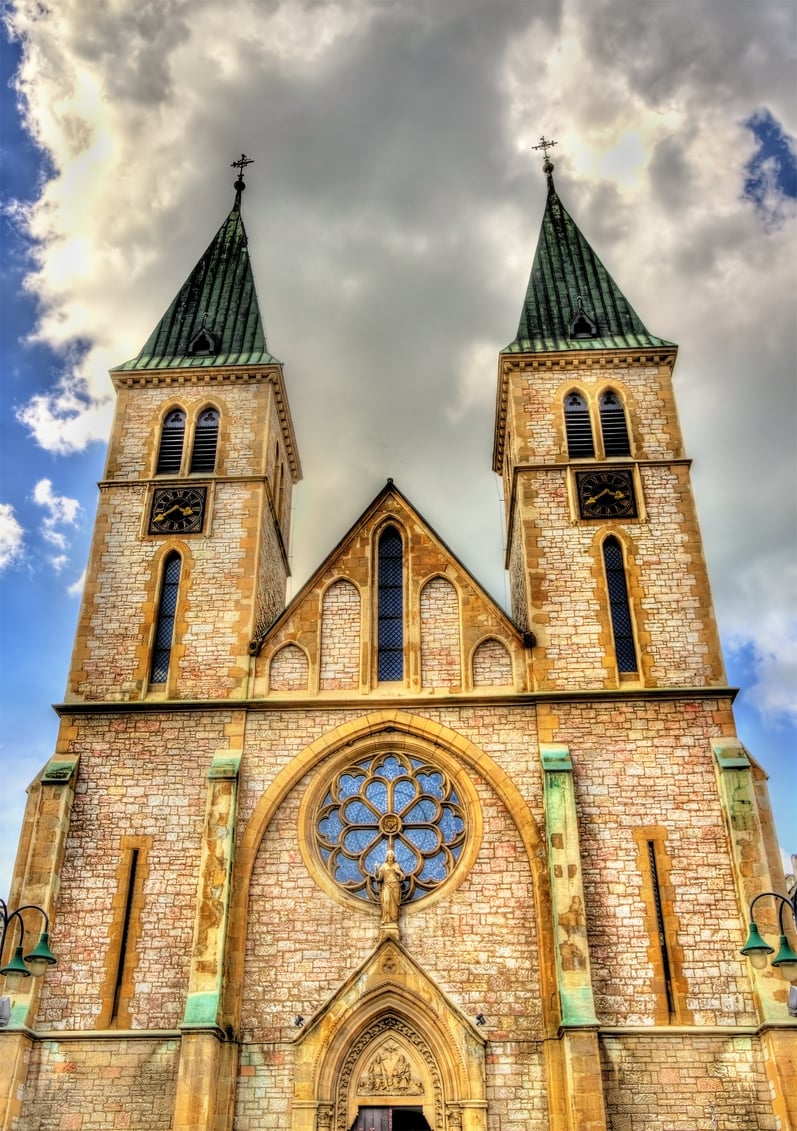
315,751,467,904
378,526,404,681
603,536,638,672
150,553,181,683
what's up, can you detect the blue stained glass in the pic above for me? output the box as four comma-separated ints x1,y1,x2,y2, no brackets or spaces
341,799,377,825
419,852,447,882
394,841,419,873
375,755,404,780
338,773,365,798
365,779,389,812
439,807,465,834
318,811,343,840
343,828,378,854
314,750,467,904
417,772,445,798
334,856,363,884
405,827,439,853
405,798,438,823
393,777,418,812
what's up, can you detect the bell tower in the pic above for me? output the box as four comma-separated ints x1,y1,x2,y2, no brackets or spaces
493,142,725,692
66,160,301,703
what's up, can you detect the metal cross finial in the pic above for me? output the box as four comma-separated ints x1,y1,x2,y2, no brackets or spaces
231,154,254,209
532,135,557,162
231,153,254,178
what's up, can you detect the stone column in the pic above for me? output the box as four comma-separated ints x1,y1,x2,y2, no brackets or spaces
713,738,797,1130
0,753,79,1130
540,743,607,1131
172,724,243,1131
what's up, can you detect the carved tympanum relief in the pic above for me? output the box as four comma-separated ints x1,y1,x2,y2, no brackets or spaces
357,1041,424,1096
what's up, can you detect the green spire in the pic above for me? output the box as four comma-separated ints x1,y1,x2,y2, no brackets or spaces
114,172,279,372
504,161,673,354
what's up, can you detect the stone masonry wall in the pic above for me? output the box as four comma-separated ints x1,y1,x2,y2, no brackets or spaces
601,1034,777,1131
21,1038,179,1131
472,638,513,687
320,580,361,690
420,577,461,689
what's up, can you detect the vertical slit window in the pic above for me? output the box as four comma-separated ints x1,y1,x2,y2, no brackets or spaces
600,390,631,456
377,526,404,681
150,553,181,683
189,407,219,472
564,392,595,458
603,536,638,672
647,840,676,1019
111,848,139,1023
156,409,186,474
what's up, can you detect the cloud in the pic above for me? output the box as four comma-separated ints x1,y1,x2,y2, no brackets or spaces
743,109,797,228
32,479,81,551
67,568,87,598
0,504,25,570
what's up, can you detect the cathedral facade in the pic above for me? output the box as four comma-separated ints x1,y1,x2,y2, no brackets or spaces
2,158,795,1131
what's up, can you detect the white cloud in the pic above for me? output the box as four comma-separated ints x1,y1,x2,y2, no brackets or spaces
32,479,81,552
0,504,25,570
68,568,87,598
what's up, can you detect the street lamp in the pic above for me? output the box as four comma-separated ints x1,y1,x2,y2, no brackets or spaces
740,890,797,982
0,900,57,992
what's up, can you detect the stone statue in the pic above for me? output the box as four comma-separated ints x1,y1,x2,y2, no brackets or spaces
375,849,405,926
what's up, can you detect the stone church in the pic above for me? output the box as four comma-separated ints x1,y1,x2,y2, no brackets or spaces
2,153,795,1131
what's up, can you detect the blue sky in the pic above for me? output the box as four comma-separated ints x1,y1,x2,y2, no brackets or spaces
1,0,796,896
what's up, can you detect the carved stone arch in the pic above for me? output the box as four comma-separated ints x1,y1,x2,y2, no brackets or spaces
419,575,461,690
292,940,486,1131
320,578,361,690
226,711,554,1039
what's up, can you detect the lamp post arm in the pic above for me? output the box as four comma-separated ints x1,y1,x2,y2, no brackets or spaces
748,890,797,934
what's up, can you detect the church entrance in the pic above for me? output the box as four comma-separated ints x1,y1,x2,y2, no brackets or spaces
350,1107,430,1131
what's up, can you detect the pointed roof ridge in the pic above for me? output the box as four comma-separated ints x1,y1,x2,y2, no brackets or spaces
251,478,524,654
504,170,674,354
113,188,279,372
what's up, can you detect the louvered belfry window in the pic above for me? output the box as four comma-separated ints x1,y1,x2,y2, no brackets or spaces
564,392,595,458
600,390,632,456
377,526,404,681
150,553,181,684
603,537,638,673
156,409,186,474
190,408,219,473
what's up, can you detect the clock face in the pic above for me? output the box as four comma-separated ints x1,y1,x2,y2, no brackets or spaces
149,486,207,534
576,469,637,520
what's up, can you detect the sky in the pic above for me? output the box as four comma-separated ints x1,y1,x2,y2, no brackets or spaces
1,0,795,899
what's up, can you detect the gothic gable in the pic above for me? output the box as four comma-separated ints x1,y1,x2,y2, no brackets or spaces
252,482,529,697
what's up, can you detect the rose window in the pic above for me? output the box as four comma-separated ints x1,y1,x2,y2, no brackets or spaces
316,752,467,904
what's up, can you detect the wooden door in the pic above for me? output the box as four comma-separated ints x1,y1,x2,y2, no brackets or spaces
351,1108,428,1131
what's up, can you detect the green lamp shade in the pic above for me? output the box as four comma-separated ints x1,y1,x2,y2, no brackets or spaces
771,935,797,982
741,921,774,970
25,931,57,977
1,945,32,991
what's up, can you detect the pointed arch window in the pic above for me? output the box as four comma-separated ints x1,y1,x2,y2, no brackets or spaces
600,390,631,457
603,537,638,673
564,392,595,458
156,409,186,474
150,553,181,684
189,407,220,473
377,526,404,681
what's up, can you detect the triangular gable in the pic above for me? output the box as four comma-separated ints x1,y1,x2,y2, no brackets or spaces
252,481,530,697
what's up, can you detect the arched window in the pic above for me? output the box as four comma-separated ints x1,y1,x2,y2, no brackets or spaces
600,390,631,456
603,537,638,673
377,526,404,681
150,553,181,684
564,392,595,458
189,407,219,473
156,409,186,474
